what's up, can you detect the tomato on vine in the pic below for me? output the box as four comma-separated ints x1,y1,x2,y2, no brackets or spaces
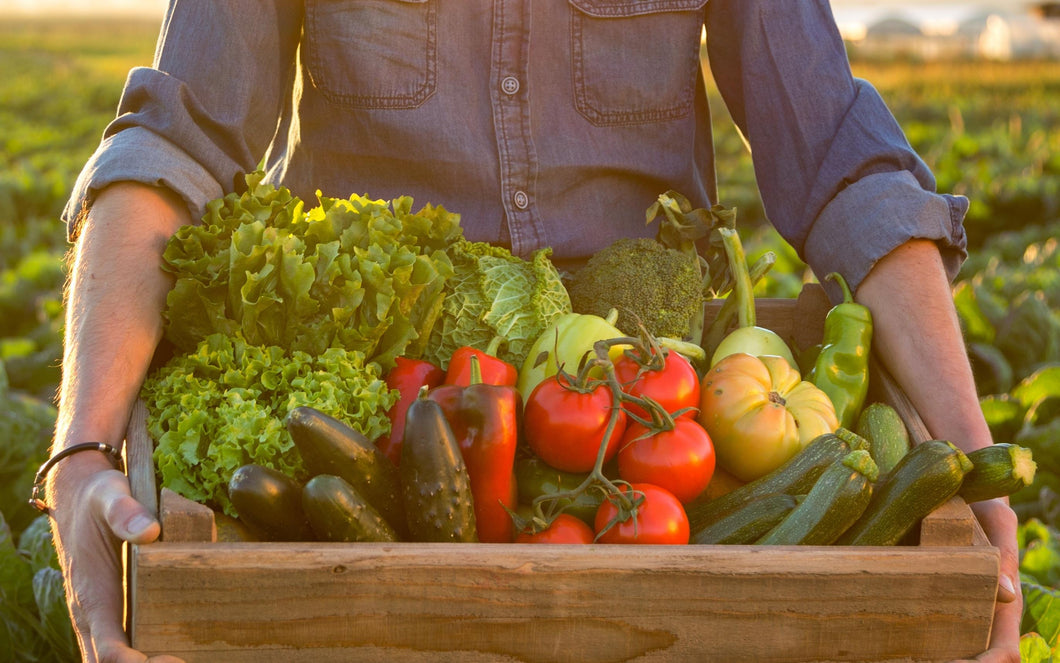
515,513,595,544
616,418,715,504
614,347,700,421
594,483,689,545
523,374,627,473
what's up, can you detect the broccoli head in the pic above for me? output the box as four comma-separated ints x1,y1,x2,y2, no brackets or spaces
568,237,704,340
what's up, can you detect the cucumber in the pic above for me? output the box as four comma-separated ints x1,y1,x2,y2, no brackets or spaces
958,443,1037,503
855,402,911,476
228,464,314,541
285,405,406,536
302,474,400,542
837,439,973,546
691,493,799,545
756,450,877,546
400,390,478,542
687,430,867,534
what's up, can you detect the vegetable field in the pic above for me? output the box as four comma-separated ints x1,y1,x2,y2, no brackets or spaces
1,14,1060,661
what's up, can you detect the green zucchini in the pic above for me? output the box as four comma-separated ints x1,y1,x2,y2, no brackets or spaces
687,430,868,534
302,474,400,542
958,443,1037,503
228,463,314,541
855,402,911,476
400,390,478,542
691,493,799,545
837,439,973,546
285,405,406,536
756,450,877,546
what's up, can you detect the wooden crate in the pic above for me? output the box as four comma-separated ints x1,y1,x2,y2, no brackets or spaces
123,284,1000,662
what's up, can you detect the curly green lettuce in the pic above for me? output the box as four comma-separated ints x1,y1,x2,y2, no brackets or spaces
141,333,397,516
160,171,462,372
419,240,571,370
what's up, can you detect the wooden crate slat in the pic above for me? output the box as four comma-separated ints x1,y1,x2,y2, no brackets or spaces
131,542,997,662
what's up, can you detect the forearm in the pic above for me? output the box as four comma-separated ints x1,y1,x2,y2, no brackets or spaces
854,239,992,454
56,182,190,452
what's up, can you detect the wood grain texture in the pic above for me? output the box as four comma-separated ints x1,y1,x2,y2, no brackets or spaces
159,488,216,543
130,541,998,662
125,399,157,517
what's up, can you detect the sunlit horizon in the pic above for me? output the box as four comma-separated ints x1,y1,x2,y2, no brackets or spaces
0,0,167,15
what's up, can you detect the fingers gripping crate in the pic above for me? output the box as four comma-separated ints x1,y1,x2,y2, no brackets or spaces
122,283,999,662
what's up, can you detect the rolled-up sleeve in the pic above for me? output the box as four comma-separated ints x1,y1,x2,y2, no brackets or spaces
63,2,303,238
704,0,968,297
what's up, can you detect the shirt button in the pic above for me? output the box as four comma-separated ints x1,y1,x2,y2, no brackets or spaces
513,190,529,210
501,76,520,95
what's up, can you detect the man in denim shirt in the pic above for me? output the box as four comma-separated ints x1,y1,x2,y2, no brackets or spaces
45,2,1018,661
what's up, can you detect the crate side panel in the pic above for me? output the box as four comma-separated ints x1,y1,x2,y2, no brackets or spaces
131,543,997,663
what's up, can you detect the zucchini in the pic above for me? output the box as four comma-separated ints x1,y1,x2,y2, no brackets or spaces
855,402,911,475
958,443,1037,503
691,493,799,545
302,474,400,542
756,450,878,546
837,439,973,546
687,430,867,534
228,463,314,541
285,405,406,536
400,390,478,542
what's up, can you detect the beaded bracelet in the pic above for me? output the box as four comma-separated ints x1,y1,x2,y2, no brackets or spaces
29,442,124,514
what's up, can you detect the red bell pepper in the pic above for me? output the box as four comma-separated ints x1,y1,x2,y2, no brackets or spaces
444,338,518,387
429,355,521,543
377,357,445,466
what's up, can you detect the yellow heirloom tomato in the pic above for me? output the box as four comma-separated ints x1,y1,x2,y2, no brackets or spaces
697,352,839,482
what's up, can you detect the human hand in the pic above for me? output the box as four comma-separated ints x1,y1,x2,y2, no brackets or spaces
46,450,185,663
949,498,1021,663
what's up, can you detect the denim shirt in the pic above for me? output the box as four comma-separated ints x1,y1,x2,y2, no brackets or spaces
64,0,968,295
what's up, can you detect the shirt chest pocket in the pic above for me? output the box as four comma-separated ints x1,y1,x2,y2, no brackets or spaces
304,0,436,109
569,0,707,126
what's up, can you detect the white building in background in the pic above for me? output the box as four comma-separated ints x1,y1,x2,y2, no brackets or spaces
837,2,1060,60
959,10,1060,59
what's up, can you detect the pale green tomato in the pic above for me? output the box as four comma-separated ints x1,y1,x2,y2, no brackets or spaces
711,326,797,369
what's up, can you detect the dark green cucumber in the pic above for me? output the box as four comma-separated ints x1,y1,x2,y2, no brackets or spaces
687,430,868,534
756,450,878,546
838,439,973,546
302,474,399,542
855,402,911,476
285,405,406,536
228,464,314,541
691,493,799,545
400,390,477,542
958,443,1037,503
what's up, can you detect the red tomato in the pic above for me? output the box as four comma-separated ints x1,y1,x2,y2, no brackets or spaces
515,513,595,544
614,348,700,420
616,418,716,504
594,483,689,545
523,375,627,473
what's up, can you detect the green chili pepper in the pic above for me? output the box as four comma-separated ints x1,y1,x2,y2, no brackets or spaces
808,272,873,429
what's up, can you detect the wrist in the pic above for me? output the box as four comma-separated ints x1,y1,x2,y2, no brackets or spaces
34,442,124,514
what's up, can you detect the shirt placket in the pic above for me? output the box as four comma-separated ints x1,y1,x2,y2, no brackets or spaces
490,0,543,256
